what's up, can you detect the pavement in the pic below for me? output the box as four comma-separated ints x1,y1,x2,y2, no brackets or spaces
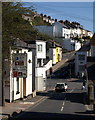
0,93,47,120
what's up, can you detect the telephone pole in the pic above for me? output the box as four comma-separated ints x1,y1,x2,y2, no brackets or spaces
0,1,3,106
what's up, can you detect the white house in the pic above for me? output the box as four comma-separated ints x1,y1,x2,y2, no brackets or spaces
49,47,57,65
62,24,70,38
4,40,36,102
75,42,91,77
36,40,46,91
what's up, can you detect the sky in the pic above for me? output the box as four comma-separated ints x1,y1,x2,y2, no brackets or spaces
23,2,93,32
22,0,94,2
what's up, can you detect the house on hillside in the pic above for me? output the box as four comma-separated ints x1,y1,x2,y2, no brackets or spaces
34,21,92,51
42,15,55,24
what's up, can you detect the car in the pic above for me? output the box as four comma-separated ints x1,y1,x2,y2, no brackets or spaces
55,83,68,92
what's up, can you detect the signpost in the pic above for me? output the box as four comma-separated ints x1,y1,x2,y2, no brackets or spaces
13,53,27,78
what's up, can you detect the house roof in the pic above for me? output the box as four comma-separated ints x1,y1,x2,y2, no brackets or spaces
90,33,95,46
61,23,69,29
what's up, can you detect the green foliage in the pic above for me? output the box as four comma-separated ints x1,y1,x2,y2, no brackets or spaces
2,2,37,42
32,16,50,26
37,32,53,41
2,2,38,59
2,2,53,59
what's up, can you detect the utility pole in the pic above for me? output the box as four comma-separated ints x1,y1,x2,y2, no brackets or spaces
0,2,3,106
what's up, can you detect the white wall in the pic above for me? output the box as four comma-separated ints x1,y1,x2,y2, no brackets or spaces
53,22,62,37
75,42,81,51
34,26,53,37
36,67,44,91
36,41,46,59
62,27,71,38
21,49,33,96
13,78,21,100
45,60,52,71
49,48,56,64
26,51,32,96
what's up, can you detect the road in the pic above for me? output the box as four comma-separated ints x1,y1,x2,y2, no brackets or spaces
10,52,95,120
11,78,95,120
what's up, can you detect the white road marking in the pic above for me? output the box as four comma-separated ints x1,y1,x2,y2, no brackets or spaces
60,89,74,112
60,98,66,111
70,89,74,93
61,106,64,111
63,101,65,106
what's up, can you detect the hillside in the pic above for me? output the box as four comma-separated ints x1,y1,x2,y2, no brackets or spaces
32,16,51,26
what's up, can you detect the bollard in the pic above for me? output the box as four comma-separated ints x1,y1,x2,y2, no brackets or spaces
88,85,94,104
93,102,95,113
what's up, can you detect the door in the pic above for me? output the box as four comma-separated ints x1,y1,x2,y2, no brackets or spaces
23,78,26,97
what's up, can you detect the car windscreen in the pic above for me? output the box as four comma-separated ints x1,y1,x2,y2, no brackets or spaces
56,84,64,87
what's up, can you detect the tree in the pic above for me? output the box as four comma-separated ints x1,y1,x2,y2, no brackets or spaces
2,2,53,58
2,2,39,60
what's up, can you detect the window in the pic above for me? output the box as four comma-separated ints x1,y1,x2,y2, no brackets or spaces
37,59,41,67
79,65,85,71
78,55,85,60
16,78,20,94
37,44,42,52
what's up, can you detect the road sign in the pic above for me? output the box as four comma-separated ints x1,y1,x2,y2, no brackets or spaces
13,53,27,78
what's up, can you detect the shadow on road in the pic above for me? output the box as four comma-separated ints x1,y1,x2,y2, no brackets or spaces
48,92,86,104
9,110,95,120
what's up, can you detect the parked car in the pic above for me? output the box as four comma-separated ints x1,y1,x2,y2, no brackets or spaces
55,83,68,92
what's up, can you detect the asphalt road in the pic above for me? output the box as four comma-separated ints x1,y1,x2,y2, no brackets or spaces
10,54,95,120
11,78,95,120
